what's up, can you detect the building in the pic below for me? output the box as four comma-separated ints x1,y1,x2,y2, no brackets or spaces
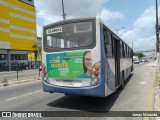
0,0,37,71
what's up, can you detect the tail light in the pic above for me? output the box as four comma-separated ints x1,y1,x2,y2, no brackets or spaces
43,71,47,76
42,64,48,82
93,71,99,77
91,62,100,85
94,65,100,71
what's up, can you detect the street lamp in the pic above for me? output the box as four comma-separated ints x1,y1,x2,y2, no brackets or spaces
115,27,125,34
156,0,159,53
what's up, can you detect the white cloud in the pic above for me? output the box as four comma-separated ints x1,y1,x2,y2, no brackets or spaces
35,0,108,26
121,7,156,51
35,0,108,18
35,1,157,52
133,36,155,51
36,24,42,37
99,8,124,21
35,0,125,37
133,7,155,29
121,28,141,45
37,11,63,25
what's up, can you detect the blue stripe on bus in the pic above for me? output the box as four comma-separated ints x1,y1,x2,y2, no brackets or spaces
42,81,105,97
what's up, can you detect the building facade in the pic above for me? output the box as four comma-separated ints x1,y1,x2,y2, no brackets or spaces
0,0,37,71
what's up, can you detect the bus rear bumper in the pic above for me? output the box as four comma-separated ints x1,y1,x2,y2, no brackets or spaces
42,81,105,97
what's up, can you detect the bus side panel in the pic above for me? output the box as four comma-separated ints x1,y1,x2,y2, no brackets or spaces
89,79,105,97
105,59,116,96
124,66,131,80
120,58,132,80
100,24,116,97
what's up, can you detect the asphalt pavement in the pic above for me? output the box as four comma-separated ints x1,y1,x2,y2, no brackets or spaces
0,62,157,120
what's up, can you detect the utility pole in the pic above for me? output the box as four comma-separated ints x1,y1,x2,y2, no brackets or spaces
156,0,159,53
132,40,133,50
62,0,66,20
156,0,160,72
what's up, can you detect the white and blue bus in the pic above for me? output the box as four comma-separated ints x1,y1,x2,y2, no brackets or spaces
42,17,133,97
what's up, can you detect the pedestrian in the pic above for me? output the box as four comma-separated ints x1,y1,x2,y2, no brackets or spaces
39,65,42,71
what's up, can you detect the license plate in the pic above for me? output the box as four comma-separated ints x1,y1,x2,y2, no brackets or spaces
63,80,74,85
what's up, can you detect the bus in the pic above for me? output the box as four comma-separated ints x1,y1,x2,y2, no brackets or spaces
41,17,133,97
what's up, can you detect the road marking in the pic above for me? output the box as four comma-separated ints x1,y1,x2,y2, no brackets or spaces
139,82,146,84
6,90,41,101
144,74,155,120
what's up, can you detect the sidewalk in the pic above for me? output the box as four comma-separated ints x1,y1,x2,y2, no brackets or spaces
0,69,41,83
153,60,160,120
0,76,41,87
138,61,159,118
0,69,41,87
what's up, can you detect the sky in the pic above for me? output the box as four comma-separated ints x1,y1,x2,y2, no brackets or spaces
34,0,157,52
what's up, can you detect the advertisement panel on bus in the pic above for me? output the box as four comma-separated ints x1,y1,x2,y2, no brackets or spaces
46,50,92,80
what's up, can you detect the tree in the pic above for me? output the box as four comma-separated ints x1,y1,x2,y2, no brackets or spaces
134,52,145,59
32,43,41,55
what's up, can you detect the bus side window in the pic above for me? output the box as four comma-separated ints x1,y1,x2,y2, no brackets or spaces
126,45,128,57
120,41,123,58
126,45,128,58
104,30,112,57
122,43,125,58
124,44,127,57
128,47,130,57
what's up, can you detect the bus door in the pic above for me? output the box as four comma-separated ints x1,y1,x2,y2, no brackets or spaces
113,37,120,87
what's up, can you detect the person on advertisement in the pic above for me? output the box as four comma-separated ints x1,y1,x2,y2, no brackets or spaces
78,51,92,79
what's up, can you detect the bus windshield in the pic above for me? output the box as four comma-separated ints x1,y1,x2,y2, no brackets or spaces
44,22,93,49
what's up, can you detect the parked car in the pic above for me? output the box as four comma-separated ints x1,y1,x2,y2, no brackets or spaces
144,59,148,62
134,59,139,64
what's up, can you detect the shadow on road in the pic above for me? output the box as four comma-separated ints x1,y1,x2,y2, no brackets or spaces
47,74,133,112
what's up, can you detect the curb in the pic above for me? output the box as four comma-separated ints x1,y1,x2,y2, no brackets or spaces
0,77,41,87
154,88,160,111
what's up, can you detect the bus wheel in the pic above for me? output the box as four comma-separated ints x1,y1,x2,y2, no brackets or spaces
121,72,125,89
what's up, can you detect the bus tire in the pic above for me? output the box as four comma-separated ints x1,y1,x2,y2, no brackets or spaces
121,72,125,89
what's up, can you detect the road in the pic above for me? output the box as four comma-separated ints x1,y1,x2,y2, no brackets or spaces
0,62,156,120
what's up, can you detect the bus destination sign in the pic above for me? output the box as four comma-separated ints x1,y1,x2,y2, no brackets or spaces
46,27,62,34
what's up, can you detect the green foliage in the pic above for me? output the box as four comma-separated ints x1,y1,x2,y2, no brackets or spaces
2,78,9,86
32,44,42,55
134,52,145,59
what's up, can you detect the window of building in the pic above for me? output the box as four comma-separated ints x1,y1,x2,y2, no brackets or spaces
11,54,14,60
0,54,6,60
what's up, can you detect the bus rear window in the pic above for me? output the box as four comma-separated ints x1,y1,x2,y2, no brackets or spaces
45,22,93,49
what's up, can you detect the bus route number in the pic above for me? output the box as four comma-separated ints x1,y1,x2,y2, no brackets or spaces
46,27,62,34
